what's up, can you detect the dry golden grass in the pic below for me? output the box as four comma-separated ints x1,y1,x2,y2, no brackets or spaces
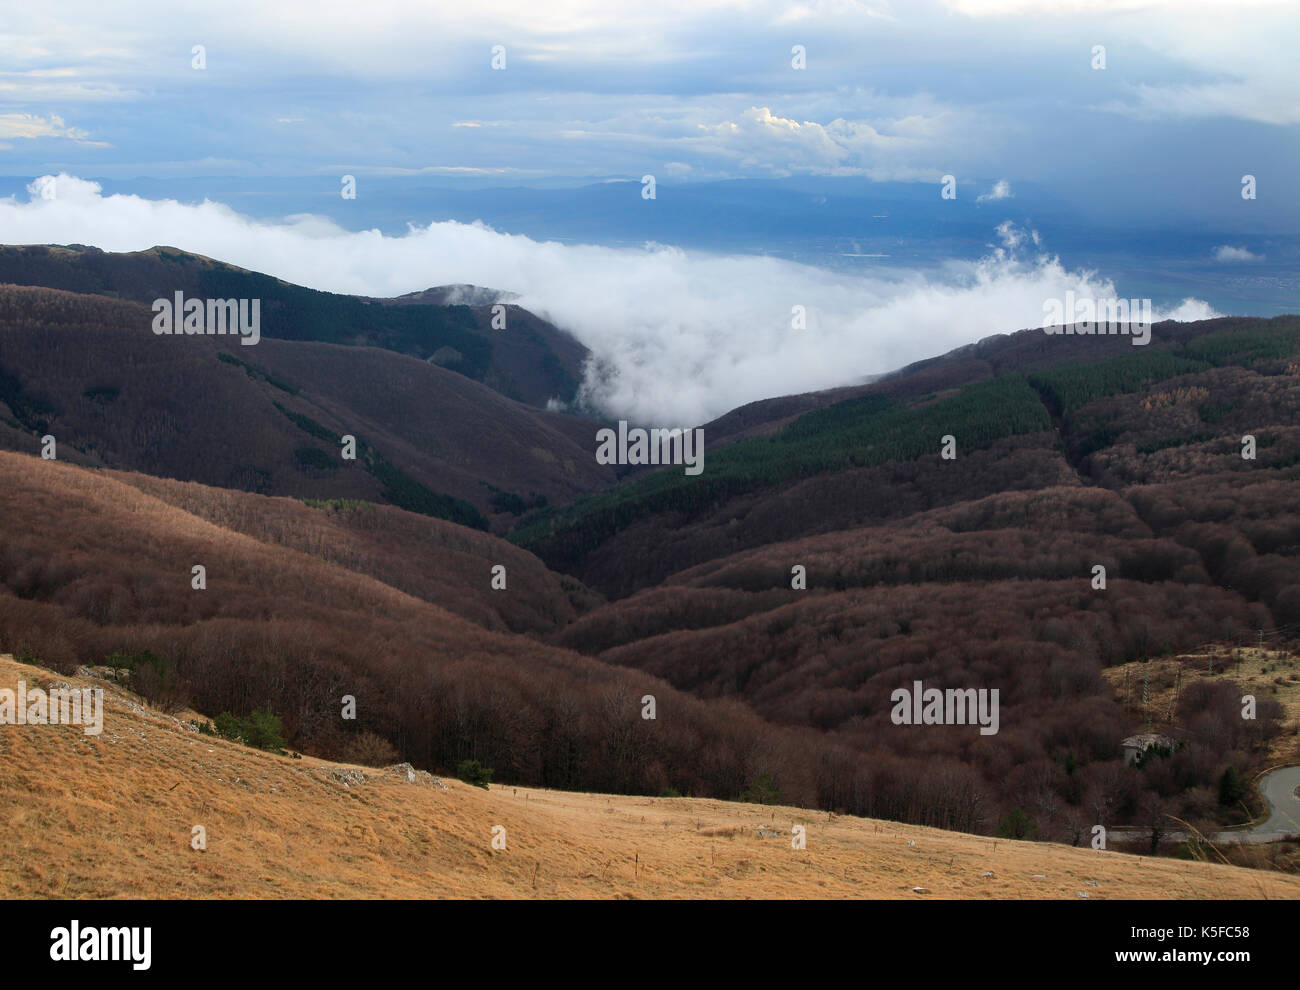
3,652,1298,900
1102,648,1300,766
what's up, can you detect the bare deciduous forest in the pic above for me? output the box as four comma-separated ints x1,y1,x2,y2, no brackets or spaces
2,262,1298,849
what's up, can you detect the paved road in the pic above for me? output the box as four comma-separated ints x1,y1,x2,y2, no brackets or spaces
1232,765,1300,840
1110,765,1300,845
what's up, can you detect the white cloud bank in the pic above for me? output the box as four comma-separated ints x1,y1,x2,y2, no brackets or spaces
0,112,104,145
1,174,1218,425
1213,244,1264,263
977,180,1013,203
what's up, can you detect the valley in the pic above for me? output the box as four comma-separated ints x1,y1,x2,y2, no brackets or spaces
1,247,1298,889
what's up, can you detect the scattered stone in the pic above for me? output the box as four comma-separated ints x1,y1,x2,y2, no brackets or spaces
1076,891,1089,899
322,766,369,788
379,763,448,789
75,665,124,682
980,872,995,879
911,886,931,894
756,828,781,839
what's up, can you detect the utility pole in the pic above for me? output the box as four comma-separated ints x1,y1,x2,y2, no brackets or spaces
1143,660,1151,734
1170,663,1182,723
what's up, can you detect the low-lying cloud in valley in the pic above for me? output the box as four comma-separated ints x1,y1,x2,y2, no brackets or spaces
2,174,1218,425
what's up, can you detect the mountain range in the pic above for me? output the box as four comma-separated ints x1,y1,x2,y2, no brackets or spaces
1,244,1297,853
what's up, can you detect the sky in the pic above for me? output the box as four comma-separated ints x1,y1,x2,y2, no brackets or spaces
1,0,1296,423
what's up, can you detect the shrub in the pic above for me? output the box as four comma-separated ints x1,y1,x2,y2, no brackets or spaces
210,709,287,753
342,730,399,767
996,808,1038,840
107,648,188,714
245,709,287,752
1134,742,1173,769
1218,766,1246,807
457,759,493,789
740,772,781,805
212,712,248,744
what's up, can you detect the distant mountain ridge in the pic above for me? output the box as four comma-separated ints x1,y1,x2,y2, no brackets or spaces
0,244,587,409
0,281,616,529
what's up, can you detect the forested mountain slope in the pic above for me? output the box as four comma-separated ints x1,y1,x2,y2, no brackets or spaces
0,244,587,408
0,282,615,528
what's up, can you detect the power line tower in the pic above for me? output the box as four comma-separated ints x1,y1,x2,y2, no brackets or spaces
1170,662,1182,723
1142,660,1151,734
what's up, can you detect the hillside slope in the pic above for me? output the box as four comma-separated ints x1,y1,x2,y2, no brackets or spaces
0,283,616,525
514,316,1299,595
3,653,1294,899
0,452,901,807
0,244,588,408
3,243,1297,851
104,466,602,636
516,316,1300,842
